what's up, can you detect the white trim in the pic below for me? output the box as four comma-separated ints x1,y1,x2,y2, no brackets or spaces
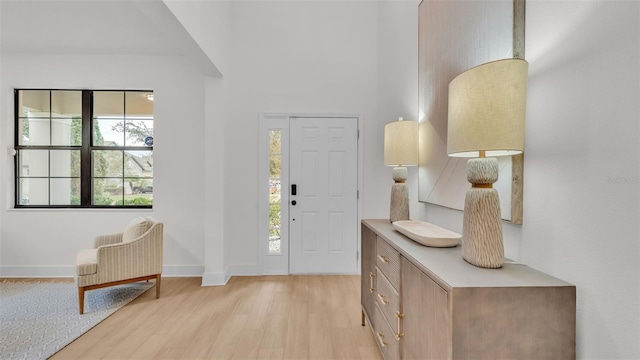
0,266,74,278
225,264,260,281
0,265,205,278
201,272,227,286
163,265,205,277
202,265,285,287
258,114,290,275
224,264,260,277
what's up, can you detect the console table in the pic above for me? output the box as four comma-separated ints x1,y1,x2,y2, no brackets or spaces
361,219,576,359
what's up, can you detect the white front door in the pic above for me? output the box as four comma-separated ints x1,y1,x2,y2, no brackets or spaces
289,117,359,274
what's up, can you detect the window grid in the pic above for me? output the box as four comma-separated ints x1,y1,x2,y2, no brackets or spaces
14,89,153,208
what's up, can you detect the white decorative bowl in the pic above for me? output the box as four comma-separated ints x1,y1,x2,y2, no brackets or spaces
392,220,461,248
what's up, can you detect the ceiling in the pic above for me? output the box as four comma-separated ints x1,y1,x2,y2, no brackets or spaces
0,0,184,56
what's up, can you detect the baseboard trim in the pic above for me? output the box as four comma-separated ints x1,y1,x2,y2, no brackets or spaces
224,264,260,284
162,265,205,277
201,272,227,286
0,265,74,278
0,265,204,278
200,264,262,286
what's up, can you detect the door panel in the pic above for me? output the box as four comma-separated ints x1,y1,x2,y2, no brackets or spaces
328,212,344,252
289,117,358,274
302,211,318,252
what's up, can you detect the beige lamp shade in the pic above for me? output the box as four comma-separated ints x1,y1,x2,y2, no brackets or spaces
384,119,418,166
447,58,528,158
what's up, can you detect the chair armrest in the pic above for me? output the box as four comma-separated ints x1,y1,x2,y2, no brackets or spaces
94,232,124,248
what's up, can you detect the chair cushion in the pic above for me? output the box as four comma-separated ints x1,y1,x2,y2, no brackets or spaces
76,248,98,276
122,217,153,243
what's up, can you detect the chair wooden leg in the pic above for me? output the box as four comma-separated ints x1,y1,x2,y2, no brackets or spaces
155,274,161,299
78,287,85,315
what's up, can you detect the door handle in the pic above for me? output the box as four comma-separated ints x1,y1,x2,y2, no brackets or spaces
291,200,297,206
291,184,297,196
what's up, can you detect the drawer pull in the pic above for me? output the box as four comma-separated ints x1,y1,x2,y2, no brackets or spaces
377,293,389,305
376,333,388,347
369,272,375,293
377,254,390,263
395,311,404,340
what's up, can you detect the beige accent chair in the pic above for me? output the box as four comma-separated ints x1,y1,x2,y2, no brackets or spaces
75,217,163,314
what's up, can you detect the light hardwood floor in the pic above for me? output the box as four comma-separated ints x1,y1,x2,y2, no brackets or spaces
48,275,382,360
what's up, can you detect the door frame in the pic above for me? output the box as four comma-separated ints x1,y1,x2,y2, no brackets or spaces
258,113,363,275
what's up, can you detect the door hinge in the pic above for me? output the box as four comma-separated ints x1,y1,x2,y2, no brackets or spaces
357,129,360,139
357,190,359,199
357,251,360,260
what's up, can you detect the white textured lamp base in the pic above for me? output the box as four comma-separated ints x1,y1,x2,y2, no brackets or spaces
389,166,410,223
390,183,409,223
462,158,504,268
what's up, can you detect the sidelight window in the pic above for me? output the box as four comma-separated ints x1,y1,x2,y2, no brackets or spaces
268,130,282,254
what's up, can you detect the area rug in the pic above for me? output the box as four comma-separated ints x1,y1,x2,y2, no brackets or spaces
0,280,153,360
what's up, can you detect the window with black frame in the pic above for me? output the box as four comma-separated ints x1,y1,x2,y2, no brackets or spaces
15,89,154,208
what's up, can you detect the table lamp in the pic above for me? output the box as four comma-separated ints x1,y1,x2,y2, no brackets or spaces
447,58,528,268
384,117,418,223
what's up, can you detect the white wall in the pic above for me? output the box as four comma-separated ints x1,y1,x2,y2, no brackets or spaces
0,54,207,276
203,76,228,282
372,0,420,221
222,0,379,270
163,0,231,76
523,1,639,358
412,1,640,358
161,0,231,284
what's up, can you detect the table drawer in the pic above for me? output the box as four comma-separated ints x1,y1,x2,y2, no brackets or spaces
375,268,400,325
374,303,400,360
376,236,401,290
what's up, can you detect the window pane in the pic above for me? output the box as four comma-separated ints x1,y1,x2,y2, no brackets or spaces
269,231,281,254
93,178,122,206
93,91,124,117
94,119,124,146
51,150,80,177
19,150,48,177
269,228,281,238
269,178,281,195
269,155,281,178
18,118,50,146
123,179,153,206
269,202,281,227
123,119,154,147
269,200,282,254
20,178,48,205
125,91,153,118
269,130,281,154
131,179,153,194
50,178,80,205
19,90,50,116
124,151,153,177
51,91,81,119
93,150,123,177
51,117,82,146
